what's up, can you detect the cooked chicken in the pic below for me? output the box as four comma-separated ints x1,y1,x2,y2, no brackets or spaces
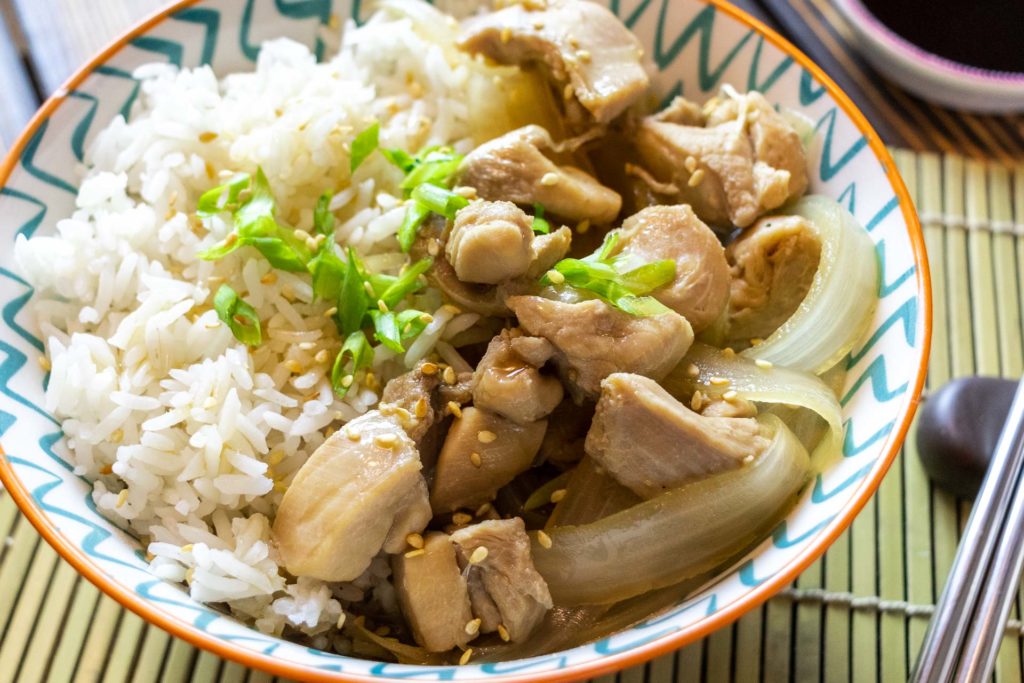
391,532,475,652
447,201,534,284
634,91,808,228
507,295,694,401
273,411,431,581
726,214,822,342
459,125,622,225
698,394,758,419
458,0,649,126
613,205,730,333
653,95,705,126
527,226,573,279
586,373,772,499
472,329,563,424
380,362,472,468
431,407,547,513
451,519,553,642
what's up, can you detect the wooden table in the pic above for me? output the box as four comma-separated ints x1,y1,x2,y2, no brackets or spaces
1,1,1024,682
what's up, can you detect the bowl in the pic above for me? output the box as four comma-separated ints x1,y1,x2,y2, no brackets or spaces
0,0,930,680
834,0,1024,113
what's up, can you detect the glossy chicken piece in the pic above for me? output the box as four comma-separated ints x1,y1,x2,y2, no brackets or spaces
526,226,573,279
459,126,622,225
726,214,822,343
430,407,547,513
451,518,554,642
506,295,694,401
613,205,730,333
634,92,808,228
447,201,534,284
586,373,772,499
472,329,563,425
458,0,649,126
273,411,431,581
391,532,475,653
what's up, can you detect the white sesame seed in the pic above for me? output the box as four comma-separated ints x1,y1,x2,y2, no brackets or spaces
374,433,398,449
37,355,51,371
421,362,439,376
115,490,128,508
443,366,457,385
404,548,426,559
315,349,330,364
723,390,739,401
536,530,552,549
447,401,462,418
540,172,560,186
684,156,698,173
755,359,774,369
478,430,497,444
377,300,389,313
686,363,700,378
341,374,354,388
453,512,473,525
688,169,706,187
406,533,424,549
497,624,511,642
469,546,489,564
546,270,566,285
323,306,338,318
470,452,483,468
465,618,482,636
336,612,347,629
550,489,567,503
459,648,474,666
710,376,730,386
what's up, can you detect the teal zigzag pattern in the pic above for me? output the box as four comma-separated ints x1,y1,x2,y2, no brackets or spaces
0,0,923,677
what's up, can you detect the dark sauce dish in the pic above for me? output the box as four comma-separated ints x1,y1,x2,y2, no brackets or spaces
835,0,1024,112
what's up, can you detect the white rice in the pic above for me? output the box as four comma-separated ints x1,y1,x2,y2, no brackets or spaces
15,1,502,641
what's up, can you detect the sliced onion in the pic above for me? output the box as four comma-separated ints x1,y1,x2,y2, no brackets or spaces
663,343,843,466
531,414,810,605
546,457,641,527
739,194,878,374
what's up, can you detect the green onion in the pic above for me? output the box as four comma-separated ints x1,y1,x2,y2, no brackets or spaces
213,284,262,346
197,172,251,216
336,248,369,336
617,260,676,294
379,258,433,310
331,330,374,397
309,247,345,301
369,310,405,353
350,122,380,173
531,203,551,235
382,148,416,173
592,230,621,263
397,202,431,253
410,184,469,220
614,295,672,316
396,308,430,340
313,191,335,236
400,148,463,192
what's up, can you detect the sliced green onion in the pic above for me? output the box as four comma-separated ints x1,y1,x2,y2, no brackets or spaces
592,230,621,263
350,122,380,173
379,258,432,310
397,202,431,253
336,248,369,336
369,310,405,353
617,260,676,294
410,184,469,219
331,330,374,397
235,167,276,229
313,191,335,236
213,284,261,347
614,295,671,316
400,148,463,192
382,148,416,174
531,203,551,235
396,308,430,340
244,236,309,273
197,172,251,216
309,247,345,301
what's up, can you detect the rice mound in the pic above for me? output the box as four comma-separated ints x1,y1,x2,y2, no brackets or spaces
14,3,498,650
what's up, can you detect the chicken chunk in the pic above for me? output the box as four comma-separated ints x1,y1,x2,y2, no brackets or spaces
273,411,431,581
635,91,808,228
392,532,475,653
527,226,573,279
472,329,563,424
613,205,730,333
726,214,822,342
451,519,553,642
430,407,547,513
586,373,772,499
459,125,622,225
458,0,649,126
507,295,694,401
447,201,534,284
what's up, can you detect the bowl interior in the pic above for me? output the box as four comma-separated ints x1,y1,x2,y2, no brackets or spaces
0,0,927,679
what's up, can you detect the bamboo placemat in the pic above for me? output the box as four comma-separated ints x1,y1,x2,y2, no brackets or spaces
0,149,1021,682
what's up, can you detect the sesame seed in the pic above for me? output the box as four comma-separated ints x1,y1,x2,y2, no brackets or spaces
185,567,195,583
750,337,764,346
181,544,194,553
199,131,218,143
224,233,239,247
109,428,124,444
453,512,473,525
685,156,698,173
260,271,278,285
497,624,511,642
374,433,399,449
419,313,434,324
500,27,512,43
414,397,429,419
99,465,113,475
755,359,774,369
443,366,457,385
280,284,296,301
269,450,285,465
550,489,567,503
469,546,489,564
285,359,303,374
207,275,225,284
365,372,380,390
688,169,706,187
536,530,552,549
686,363,700,378
546,270,565,285
377,300,389,313
723,390,738,401
341,374,354,388
743,454,755,464
540,172,560,186
375,625,391,637
568,36,580,48
346,428,361,442
421,362,439,376
722,347,736,358
406,533,424,549
323,306,338,318
576,49,592,63
459,648,474,666
710,376,730,386
576,219,591,234
690,390,704,412
204,320,221,329
404,548,426,559
305,236,319,251
315,349,330,364
454,186,478,199
465,618,482,636
363,281,376,296
116,490,129,508
478,430,497,444
441,304,462,316
563,83,574,101
336,612,347,629
447,401,463,418
475,502,492,516
427,240,440,256
470,452,482,468
293,228,312,242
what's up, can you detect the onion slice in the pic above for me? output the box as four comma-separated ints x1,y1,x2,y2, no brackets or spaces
664,343,843,465
531,415,810,605
740,194,878,374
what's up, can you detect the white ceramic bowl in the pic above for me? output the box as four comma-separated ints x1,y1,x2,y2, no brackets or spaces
0,0,930,680
835,0,1024,113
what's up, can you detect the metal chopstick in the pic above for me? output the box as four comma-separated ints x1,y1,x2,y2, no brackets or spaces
911,377,1024,682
